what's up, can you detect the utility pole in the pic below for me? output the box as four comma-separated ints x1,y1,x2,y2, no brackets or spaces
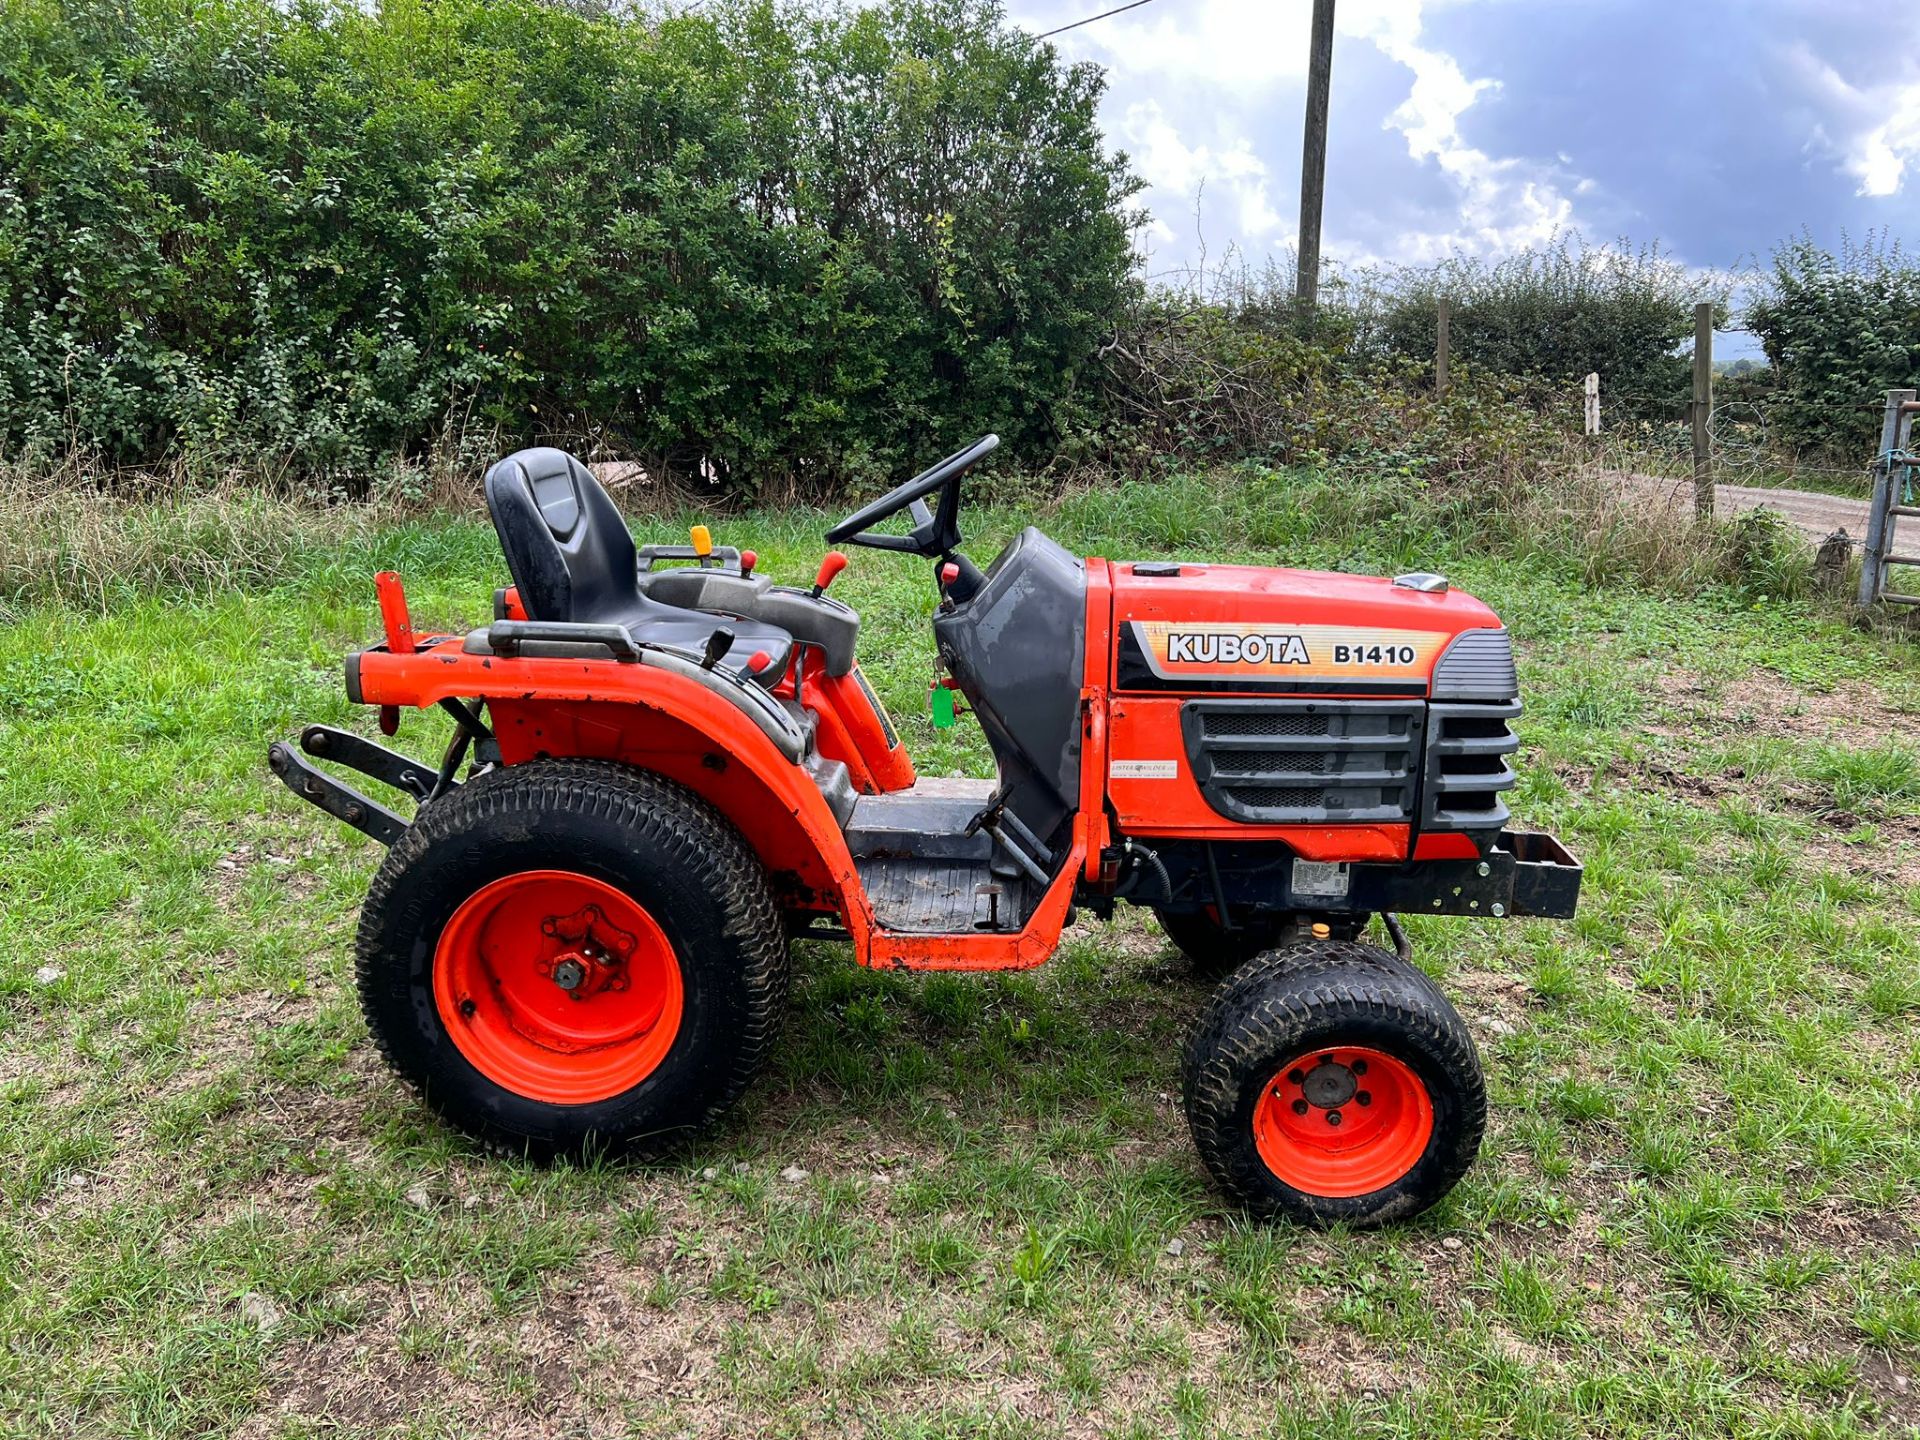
1295,0,1335,314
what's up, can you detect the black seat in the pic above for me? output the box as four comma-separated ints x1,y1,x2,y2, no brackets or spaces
484,448,794,684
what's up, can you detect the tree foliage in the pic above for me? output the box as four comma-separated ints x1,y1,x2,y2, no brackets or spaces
0,0,1138,490
1745,232,1920,460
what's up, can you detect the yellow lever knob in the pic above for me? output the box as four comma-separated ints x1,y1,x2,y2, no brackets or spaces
689,524,713,557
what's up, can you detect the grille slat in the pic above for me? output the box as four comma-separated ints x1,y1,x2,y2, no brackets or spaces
1423,700,1520,832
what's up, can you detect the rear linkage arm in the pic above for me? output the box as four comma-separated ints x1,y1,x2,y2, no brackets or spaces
268,699,494,848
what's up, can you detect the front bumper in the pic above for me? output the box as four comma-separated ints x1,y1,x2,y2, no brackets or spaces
1288,830,1581,920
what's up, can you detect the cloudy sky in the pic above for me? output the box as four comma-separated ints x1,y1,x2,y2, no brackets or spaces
1003,0,1920,299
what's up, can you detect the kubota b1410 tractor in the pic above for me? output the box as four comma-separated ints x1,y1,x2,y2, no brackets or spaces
271,436,1580,1226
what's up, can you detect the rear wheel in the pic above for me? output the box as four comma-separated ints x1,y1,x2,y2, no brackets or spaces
1183,948,1483,1227
356,759,788,1160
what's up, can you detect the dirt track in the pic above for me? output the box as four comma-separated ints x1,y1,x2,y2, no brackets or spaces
1611,470,1871,544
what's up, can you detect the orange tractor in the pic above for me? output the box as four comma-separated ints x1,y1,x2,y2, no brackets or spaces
271,437,1579,1226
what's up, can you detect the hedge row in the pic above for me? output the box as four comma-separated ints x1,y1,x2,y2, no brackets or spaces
0,0,1136,490
1746,234,1920,460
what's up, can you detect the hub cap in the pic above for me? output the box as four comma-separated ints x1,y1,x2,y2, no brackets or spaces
1252,1047,1433,1197
433,871,683,1104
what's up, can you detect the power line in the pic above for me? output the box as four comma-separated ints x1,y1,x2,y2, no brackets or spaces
1036,0,1162,41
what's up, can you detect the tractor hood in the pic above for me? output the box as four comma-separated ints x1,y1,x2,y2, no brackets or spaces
1109,560,1513,699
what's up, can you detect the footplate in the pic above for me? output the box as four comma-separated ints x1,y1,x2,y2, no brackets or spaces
266,724,436,846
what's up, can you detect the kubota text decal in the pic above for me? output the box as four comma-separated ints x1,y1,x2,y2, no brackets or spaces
1129,621,1449,682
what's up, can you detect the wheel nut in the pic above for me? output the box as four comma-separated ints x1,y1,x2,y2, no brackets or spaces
1291,1098,1308,1115
1287,1068,1305,1085
552,958,587,991
1326,1110,1342,1126
459,999,476,1019
1351,1059,1368,1076
1356,1091,1372,1107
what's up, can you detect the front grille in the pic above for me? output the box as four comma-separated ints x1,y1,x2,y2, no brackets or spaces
1236,785,1324,810
1423,700,1520,832
1181,700,1423,824
1237,751,1329,775
1206,711,1329,738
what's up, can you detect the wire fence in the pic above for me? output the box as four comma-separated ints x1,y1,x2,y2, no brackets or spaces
1504,326,1883,497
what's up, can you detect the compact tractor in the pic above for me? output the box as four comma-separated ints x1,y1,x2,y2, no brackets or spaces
271,437,1579,1226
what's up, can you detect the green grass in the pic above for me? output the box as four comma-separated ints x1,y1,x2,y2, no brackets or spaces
2,468,1920,1436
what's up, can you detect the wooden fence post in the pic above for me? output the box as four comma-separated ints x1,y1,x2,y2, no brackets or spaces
1583,372,1600,435
1691,302,1713,518
1435,297,1450,398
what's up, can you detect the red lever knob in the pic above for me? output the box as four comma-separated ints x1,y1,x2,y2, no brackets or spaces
746,650,772,674
739,549,758,576
939,562,960,587
812,550,849,597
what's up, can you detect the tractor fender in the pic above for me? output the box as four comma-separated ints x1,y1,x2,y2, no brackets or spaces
351,641,870,923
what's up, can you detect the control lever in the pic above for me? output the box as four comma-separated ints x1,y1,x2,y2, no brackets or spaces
701,627,736,670
740,549,758,576
812,550,848,598
690,525,714,568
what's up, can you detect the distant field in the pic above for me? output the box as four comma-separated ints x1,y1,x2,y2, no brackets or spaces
2,471,1918,1437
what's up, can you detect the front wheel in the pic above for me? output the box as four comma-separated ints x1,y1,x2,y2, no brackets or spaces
354,759,789,1160
1183,948,1484,1227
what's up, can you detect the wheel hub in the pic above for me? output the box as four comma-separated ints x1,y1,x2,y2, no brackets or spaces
432,871,684,1105
1252,1046,1435,1199
536,903,636,1001
1299,1057,1359,1110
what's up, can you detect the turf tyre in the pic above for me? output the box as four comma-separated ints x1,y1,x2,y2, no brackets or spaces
355,758,788,1160
1184,945,1483,1227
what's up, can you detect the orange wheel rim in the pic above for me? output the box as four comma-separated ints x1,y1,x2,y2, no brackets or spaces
1252,1046,1434,1198
433,870,683,1105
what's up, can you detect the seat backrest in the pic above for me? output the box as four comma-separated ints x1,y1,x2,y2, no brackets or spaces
484,448,638,623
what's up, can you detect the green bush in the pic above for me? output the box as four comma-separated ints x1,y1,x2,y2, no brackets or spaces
1354,236,1720,418
1745,233,1920,461
0,0,1136,491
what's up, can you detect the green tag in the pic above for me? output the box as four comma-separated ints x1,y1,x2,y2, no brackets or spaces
931,685,956,729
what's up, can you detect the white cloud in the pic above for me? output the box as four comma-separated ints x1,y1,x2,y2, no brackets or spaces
1018,0,1596,265
1843,92,1920,197
1345,2,1579,257
1049,0,1314,94
1116,100,1288,256
1780,41,1920,197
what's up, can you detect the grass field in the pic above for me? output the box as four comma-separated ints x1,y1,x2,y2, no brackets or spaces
2,469,1919,1438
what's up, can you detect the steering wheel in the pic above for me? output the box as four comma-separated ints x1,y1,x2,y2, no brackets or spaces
825,434,999,556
